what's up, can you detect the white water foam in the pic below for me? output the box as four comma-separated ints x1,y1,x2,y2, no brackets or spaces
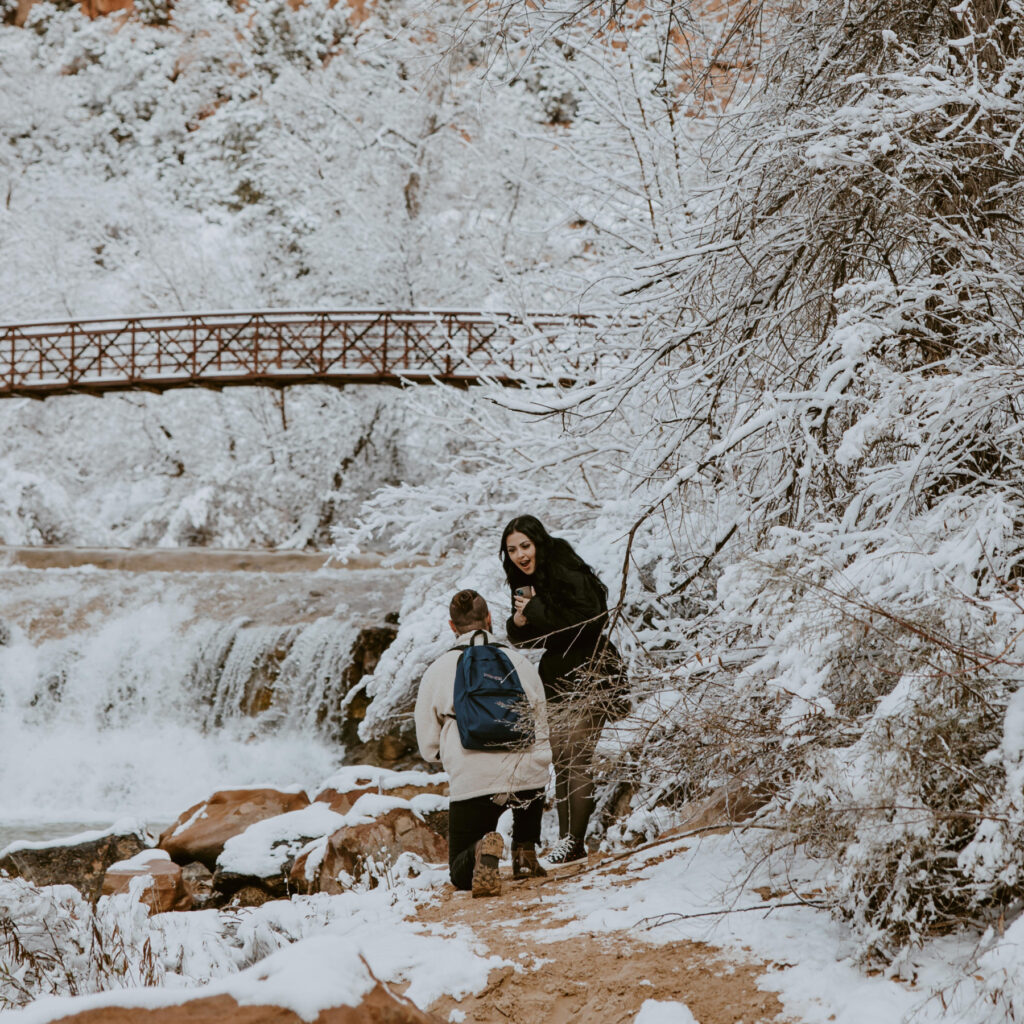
0,564,410,838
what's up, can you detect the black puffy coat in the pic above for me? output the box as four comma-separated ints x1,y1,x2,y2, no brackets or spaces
505,562,622,700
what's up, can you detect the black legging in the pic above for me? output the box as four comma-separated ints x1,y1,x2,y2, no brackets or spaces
548,704,607,842
447,789,545,890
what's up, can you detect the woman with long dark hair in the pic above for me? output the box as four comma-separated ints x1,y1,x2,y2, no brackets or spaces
500,514,625,864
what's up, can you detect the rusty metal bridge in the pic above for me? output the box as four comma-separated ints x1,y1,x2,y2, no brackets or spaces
0,309,602,399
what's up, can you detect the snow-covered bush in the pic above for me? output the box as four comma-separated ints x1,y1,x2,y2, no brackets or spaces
716,511,1024,959
0,880,163,1006
0,874,335,1007
343,0,1024,962
597,0,1024,958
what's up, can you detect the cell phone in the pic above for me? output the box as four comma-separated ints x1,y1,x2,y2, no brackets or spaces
514,586,535,598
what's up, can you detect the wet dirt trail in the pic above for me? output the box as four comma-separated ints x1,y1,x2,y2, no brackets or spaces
418,849,794,1024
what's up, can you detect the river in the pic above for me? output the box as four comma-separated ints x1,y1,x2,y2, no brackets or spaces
0,547,423,849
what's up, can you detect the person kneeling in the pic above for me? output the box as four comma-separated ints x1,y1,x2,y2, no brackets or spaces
415,589,552,897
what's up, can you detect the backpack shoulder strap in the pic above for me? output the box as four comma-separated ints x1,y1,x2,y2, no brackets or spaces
449,630,507,653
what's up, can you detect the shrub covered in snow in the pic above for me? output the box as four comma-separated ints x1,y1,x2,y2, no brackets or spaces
341,0,1024,964
584,0,1024,960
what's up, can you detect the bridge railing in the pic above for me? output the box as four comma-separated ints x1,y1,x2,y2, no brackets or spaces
0,309,608,398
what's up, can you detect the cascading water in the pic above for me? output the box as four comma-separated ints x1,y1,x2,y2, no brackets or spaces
0,558,416,844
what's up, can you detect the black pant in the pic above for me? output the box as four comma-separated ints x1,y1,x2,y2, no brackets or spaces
448,789,545,890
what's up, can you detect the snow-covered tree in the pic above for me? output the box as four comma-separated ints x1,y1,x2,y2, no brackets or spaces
349,0,1024,959
590,0,1024,959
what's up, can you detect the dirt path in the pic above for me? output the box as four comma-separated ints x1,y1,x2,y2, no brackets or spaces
418,852,792,1024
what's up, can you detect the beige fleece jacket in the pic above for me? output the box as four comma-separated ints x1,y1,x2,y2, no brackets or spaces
414,629,552,802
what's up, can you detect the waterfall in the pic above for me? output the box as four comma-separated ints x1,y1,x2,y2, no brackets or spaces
0,563,409,833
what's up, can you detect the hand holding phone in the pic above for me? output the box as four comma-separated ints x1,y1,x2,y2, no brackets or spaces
513,586,534,627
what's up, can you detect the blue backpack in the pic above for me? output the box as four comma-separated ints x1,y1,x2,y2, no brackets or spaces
451,631,531,751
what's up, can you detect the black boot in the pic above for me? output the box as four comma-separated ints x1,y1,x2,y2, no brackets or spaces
543,836,587,866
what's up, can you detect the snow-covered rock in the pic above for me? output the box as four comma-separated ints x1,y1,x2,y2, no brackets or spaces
214,790,449,897
0,819,151,899
314,766,448,814
180,860,217,909
101,849,192,915
158,787,310,869
291,803,448,894
215,803,349,897
669,779,772,836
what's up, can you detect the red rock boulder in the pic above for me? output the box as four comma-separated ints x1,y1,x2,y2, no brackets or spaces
41,934,441,1023
213,804,347,898
314,767,447,815
101,850,192,914
315,786,377,815
159,788,310,869
384,782,448,801
79,0,133,17
180,861,218,909
44,987,439,1022
665,778,774,838
292,807,447,894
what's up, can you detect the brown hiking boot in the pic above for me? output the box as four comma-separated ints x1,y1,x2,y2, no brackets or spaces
472,832,504,898
511,843,548,880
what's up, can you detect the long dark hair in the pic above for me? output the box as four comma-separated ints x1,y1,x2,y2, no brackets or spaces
500,515,607,604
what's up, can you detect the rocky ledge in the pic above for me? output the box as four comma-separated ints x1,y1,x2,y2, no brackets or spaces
0,765,450,913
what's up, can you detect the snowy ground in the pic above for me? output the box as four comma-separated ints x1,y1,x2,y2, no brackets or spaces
3,829,997,1024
